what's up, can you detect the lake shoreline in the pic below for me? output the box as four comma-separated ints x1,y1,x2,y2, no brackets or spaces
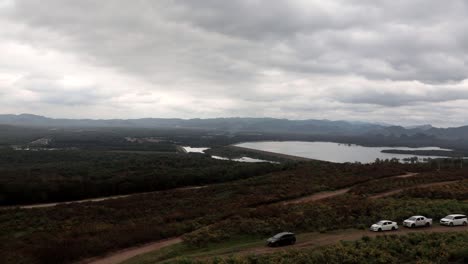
235,141,454,163
229,145,316,162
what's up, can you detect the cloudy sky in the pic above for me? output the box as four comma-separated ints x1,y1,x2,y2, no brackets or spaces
1,0,468,127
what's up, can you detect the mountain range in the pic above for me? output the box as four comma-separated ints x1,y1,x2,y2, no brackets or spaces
1,114,468,141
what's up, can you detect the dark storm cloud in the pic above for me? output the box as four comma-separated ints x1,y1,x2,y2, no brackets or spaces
1,0,468,126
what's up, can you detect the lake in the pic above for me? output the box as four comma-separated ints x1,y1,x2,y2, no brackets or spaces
235,141,452,163
182,146,278,163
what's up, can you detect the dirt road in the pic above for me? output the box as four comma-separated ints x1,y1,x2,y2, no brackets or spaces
235,225,468,256
369,180,460,199
77,172,466,263
86,226,468,264
2,172,422,210
82,237,182,264
394,172,419,178
282,172,420,205
283,175,458,205
156,226,468,263
1,185,207,210
283,188,351,205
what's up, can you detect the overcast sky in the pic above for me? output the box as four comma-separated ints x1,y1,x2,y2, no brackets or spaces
1,0,468,127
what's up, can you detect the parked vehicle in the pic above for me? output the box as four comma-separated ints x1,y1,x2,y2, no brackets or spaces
403,215,432,228
266,232,296,247
440,214,468,226
370,220,398,232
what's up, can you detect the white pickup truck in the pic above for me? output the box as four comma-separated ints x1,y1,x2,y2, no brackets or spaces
403,215,432,228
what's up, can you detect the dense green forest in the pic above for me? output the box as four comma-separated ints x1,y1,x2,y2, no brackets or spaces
0,125,49,145
3,124,468,151
0,149,286,205
382,149,468,158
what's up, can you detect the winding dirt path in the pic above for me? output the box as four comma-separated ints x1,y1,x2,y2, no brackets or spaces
157,226,468,262
369,180,460,199
231,225,468,257
2,172,423,210
83,226,468,264
283,188,351,205
394,172,419,178
283,173,459,204
81,237,182,264
282,172,420,205
1,185,207,210
76,172,464,263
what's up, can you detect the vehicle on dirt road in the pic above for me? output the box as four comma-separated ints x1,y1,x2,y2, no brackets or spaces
370,220,398,232
266,232,296,247
403,215,432,228
440,214,468,226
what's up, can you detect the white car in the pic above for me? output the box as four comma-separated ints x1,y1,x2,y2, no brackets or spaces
403,215,432,228
440,214,468,226
370,220,398,232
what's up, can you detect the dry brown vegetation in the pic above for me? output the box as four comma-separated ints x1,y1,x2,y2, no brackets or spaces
0,161,410,264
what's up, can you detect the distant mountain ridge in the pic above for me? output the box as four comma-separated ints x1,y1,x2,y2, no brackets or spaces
1,114,468,141
0,114,384,133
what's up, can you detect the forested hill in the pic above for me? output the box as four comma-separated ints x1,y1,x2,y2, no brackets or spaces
0,114,384,135
2,114,468,143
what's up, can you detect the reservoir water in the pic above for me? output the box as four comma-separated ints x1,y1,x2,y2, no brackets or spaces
182,146,277,163
235,141,452,163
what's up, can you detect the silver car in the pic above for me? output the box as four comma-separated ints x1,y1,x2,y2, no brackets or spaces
440,214,468,226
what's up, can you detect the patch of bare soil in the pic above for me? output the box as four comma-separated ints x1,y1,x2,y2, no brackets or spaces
81,237,183,264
